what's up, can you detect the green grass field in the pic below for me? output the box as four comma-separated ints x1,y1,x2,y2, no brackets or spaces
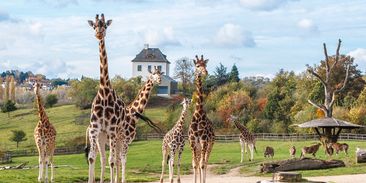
0,105,167,150
1,140,366,183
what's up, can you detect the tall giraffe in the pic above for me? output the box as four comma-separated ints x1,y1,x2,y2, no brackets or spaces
189,55,215,183
228,115,257,162
87,14,126,183
160,98,191,183
33,82,56,183
115,67,163,183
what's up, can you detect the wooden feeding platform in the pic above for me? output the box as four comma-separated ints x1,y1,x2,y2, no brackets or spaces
296,117,364,143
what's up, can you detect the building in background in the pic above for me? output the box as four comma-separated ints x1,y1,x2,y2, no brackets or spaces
131,44,177,96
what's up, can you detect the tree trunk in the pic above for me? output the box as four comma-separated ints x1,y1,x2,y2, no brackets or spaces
260,158,345,173
16,142,19,148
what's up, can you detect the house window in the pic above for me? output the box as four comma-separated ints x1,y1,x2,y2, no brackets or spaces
157,65,162,71
148,65,152,72
137,65,142,71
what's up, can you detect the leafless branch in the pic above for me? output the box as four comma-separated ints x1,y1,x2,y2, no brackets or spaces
307,65,326,87
307,99,324,110
323,43,330,72
329,92,336,110
330,39,342,70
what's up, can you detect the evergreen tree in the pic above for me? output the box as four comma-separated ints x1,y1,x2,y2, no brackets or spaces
214,63,229,86
229,64,240,82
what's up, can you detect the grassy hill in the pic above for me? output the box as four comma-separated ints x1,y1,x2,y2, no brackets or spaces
0,105,168,151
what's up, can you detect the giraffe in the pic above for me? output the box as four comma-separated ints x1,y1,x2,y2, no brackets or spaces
33,82,57,183
160,98,191,183
115,67,163,183
87,14,126,183
188,55,215,183
228,115,257,162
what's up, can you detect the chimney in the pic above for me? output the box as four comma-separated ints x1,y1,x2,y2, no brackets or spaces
144,44,149,50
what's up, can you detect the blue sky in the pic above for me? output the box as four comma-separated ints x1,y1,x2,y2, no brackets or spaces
1,0,366,79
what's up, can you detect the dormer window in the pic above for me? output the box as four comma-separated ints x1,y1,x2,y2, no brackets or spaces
146,53,156,59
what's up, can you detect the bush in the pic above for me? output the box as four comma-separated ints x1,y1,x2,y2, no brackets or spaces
45,94,58,108
1,100,17,117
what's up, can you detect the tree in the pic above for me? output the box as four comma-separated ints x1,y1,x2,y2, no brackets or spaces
306,39,353,117
68,77,98,109
263,69,296,131
214,63,229,86
9,130,27,148
229,64,240,82
4,76,10,101
0,78,3,101
1,100,17,117
10,76,16,102
174,57,194,95
45,94,58,108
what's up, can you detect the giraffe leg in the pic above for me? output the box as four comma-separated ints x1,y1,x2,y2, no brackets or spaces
190,141,200,183
203,142,213,183
109,137,117,183
45,156,49,183
88,134,98,183
121,145,128,183
169,150,175,183
248,144,254,161
115,142,121,183
200,141,208,183
177,148,183,183
50,154,55,183
160,147,168,183
97,133,107,183
38,154,44,182
240,140,244,163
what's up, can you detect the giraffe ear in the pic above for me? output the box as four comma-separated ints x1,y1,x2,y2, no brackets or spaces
204,59,209,64
193,59,197,65
88,20,94,27
106,20,112,27
160,72,165,75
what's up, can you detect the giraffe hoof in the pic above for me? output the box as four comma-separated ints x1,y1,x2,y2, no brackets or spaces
177,178,181,183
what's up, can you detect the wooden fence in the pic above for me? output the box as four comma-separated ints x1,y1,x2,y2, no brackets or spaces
3,133,366,158
137,133,366,142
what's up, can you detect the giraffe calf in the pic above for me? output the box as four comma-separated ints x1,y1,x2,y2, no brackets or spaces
264,146,274,158
300,143,321,158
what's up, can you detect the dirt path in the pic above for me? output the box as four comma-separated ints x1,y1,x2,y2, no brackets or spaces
151,165,366,183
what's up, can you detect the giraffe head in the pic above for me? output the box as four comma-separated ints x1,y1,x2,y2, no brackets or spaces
181,98,191,110
88,14,112,40
148,66,164,84
193,55,208,77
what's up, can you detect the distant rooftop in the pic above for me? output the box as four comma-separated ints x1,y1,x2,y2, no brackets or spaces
131,44,170,64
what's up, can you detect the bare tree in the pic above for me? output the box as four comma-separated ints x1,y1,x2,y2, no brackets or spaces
4,76,10,101
306,39,350,118
0,78,3,101
10,76,16,102
174,57,194,95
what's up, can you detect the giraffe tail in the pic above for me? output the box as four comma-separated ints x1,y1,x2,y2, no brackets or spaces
133,112,163,134
167,154,170,164
254,145,257,154
84,127,90,164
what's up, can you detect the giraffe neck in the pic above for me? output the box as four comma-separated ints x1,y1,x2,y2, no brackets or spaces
99,38,111,88
175,106,188,128
130,79,154,113
234,120,248,134
194,74,204,111
35,89,48,123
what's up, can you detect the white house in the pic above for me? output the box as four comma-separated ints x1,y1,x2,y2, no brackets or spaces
131,44,177,96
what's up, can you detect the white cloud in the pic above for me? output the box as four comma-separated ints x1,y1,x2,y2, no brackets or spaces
349,48,366,62
215,23,255,47
141,27,181,47
297,18,318,32
239,0,289,11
